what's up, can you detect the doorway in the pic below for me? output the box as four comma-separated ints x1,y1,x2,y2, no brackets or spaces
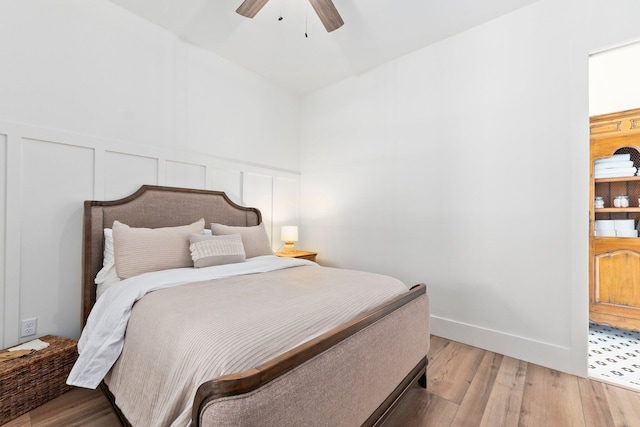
589,41,640,390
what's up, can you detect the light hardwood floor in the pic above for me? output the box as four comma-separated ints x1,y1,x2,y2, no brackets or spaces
3,335,640,427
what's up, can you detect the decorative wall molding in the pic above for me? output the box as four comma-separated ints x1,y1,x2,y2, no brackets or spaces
0,121,300,348
0,133,6,348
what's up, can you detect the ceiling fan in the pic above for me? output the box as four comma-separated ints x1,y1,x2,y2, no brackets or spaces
236,0,344,32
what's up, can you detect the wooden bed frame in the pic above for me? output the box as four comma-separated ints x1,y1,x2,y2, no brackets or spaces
81,185,429,426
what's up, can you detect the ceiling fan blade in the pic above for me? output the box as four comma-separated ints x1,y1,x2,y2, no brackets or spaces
308,0,344,32
236,0,270,18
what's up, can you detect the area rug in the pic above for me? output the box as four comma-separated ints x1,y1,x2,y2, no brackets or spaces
588,322,640,390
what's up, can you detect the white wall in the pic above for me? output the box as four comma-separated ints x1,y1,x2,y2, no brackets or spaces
0,0,301,348
300,0,640,377
0,134,6,349
590,41,640,116
4,0,638,380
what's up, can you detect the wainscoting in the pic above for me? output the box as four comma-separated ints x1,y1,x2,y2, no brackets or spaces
0,121,300,349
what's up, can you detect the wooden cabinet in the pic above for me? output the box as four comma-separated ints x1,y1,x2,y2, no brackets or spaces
590,108,640,330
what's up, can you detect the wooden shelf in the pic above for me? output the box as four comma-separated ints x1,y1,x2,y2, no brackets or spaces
595,207,640,213
594,176,640,183
593,236,640,241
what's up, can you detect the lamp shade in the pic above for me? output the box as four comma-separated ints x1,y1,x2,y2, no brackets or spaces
281,225,299,243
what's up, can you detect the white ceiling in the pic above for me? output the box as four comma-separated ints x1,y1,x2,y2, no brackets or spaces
110,0,539,94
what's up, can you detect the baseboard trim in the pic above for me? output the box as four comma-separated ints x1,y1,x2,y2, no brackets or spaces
430,315,586,377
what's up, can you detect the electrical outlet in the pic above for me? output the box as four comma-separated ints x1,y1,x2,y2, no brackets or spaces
20,318,37,337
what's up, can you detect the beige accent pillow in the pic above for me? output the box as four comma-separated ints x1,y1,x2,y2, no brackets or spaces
210,223,273,258
113,219,205,279
189,234,246,268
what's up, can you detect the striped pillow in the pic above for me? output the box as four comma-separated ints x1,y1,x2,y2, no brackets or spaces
113,219,204,279
189,234,246,268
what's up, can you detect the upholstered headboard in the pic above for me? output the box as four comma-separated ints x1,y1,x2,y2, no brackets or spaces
82,185,262,324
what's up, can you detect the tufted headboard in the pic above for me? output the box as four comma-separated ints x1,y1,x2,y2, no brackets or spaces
81,185,262,324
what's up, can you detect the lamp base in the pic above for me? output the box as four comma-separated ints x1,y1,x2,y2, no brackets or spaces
282,242,297,253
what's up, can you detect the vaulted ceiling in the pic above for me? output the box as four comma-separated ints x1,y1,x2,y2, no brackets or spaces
110,0,539,94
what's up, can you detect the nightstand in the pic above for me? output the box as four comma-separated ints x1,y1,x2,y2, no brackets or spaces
275,250,318,263
0,335,78,424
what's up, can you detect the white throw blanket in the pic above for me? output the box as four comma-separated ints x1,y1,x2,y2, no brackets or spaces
67,256,315,389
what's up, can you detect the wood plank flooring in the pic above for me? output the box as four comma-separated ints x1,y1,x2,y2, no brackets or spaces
3,335,640,427
1,386,118,427
385,336,640,427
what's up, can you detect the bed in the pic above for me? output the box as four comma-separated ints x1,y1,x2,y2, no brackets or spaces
70,185,430,426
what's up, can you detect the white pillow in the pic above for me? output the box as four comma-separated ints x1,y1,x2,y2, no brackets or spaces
95,229,120,299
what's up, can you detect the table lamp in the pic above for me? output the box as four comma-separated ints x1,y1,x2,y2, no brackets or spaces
280,225,298,253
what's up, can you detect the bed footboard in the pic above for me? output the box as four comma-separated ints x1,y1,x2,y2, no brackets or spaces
194,288,429,427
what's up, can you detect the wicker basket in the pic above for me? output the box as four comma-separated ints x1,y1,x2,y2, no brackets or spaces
0,335,78,424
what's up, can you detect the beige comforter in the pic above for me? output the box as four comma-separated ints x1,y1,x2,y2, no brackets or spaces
104,265,409,426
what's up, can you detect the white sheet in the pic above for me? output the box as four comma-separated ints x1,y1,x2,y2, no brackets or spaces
67,255,315,389
594,167,637,178
593,160,634,170
595,153,631,163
